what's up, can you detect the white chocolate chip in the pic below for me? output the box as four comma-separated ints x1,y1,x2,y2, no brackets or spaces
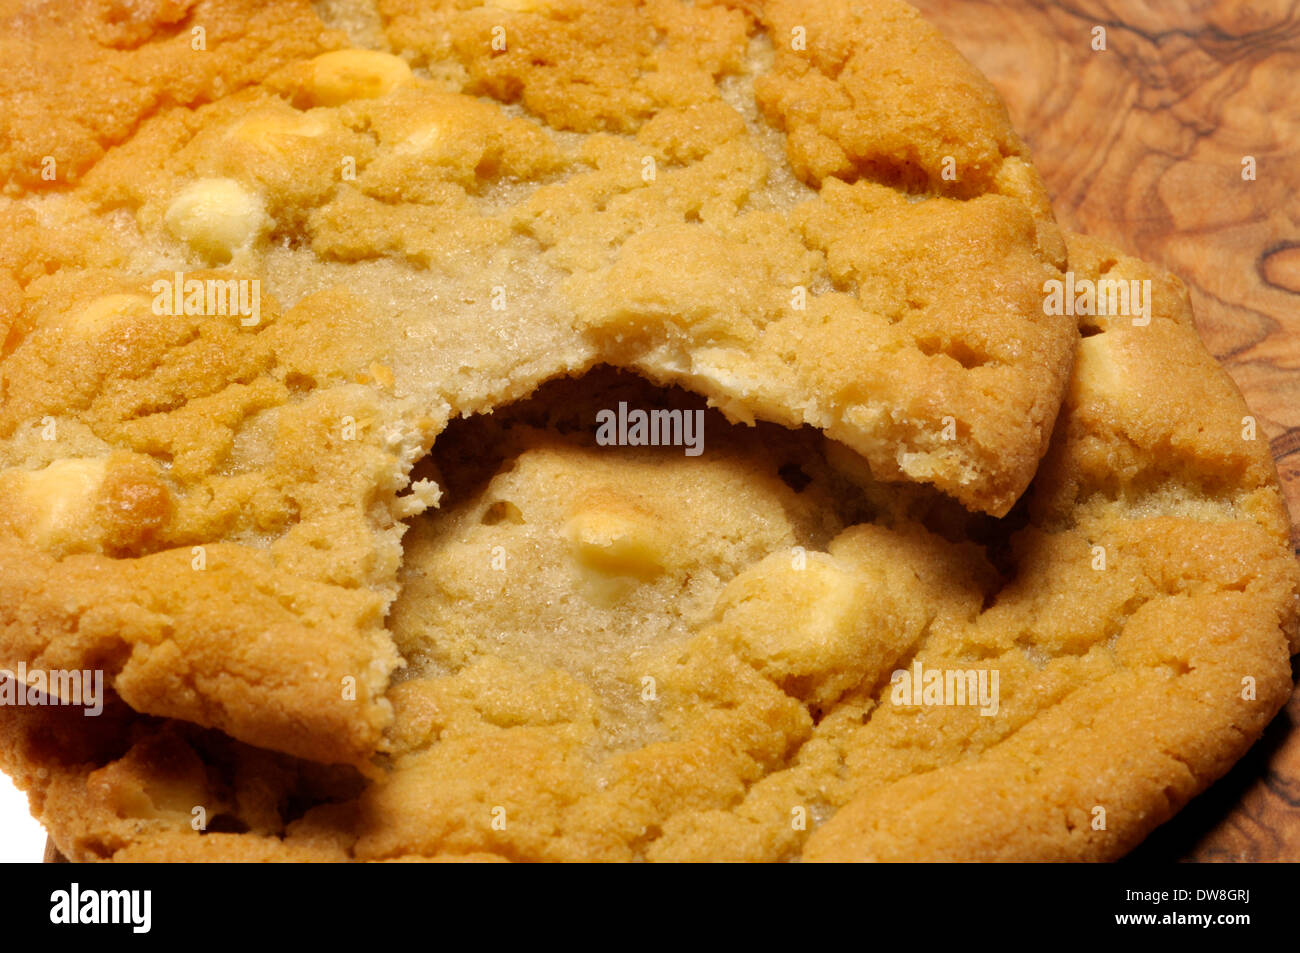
6,457,109,553
70,293,150,335
1070,332,1123,403
395,124,443,156
716,553,883,707
568,504,668,581
164,177,267,264
307,50,412,107
228,111,330,153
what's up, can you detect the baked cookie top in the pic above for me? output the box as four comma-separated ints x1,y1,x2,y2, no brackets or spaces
3,237,1295,861
0,0,1072,764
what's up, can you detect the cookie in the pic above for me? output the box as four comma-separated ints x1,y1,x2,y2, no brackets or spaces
2,236,1295,861
0,0,1074,765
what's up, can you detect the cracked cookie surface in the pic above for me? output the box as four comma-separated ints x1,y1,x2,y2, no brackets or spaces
2,237,1296,861
1,0,1073,764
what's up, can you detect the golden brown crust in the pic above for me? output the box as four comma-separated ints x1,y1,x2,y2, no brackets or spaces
0,0,339,194
0,0,1074,765
2,237,1294,862
804,236,1299,860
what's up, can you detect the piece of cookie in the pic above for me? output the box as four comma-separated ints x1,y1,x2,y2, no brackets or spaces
3,237,1295,861
0,0,1074,765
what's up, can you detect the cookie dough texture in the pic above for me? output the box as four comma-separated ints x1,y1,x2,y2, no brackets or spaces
2,237,1296,862
0,0,1073,765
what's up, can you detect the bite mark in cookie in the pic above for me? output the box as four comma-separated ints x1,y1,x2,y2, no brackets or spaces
0,0,1076,765
2,236,1295,860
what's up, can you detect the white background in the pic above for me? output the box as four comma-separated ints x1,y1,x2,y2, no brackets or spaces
1,773,47,862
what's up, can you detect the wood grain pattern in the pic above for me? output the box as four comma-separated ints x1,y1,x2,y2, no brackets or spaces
914,0,1300,861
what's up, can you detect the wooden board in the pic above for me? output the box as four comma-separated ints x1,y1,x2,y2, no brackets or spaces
914,0,1300,861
